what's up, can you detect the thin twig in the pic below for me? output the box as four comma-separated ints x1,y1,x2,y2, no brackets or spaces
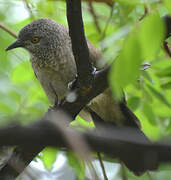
0,23,17,39
88,2,101,33
83,6,115,25
86,161,100,180
97,152,108,180
101,4,114,40
139,5,150,21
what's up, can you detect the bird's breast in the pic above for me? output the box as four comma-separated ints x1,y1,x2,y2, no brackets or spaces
31,58,76,105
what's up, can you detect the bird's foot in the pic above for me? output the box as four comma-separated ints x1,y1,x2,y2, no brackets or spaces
68,75,78,90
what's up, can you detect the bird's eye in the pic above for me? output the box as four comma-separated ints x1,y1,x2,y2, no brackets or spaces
31,37,39,43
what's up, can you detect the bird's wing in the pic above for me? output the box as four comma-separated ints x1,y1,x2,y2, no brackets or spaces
87,40,103,69
85,40,141,129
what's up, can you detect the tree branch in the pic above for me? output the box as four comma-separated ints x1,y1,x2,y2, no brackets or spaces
88,2,102,33
0,117,170,176
66,0,95,87
0,23,17,39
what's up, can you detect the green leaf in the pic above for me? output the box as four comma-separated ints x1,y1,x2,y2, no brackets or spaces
67,152,85,180
142,102,156,125
115,0,140,5
164,0,171,13
161,82,171,89
147,84,171,108
71,115,95,128
156,66,171,77
138,12,165,60
115,0,140,17
0,103,14,114
10,61,34,84
127,96,140,111
9,90,22,103
109,12,164,99
153,59,171,70
109,31,142,99
141,71,154,84
41,147,59,170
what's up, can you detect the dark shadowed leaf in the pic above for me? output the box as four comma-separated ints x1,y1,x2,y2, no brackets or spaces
161,82,171,89
156,66,171,77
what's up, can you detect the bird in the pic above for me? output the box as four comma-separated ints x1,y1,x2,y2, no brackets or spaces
6,18,150,175
6,18,140,127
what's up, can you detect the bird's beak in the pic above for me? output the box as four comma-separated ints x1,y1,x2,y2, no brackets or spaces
6,39,23,51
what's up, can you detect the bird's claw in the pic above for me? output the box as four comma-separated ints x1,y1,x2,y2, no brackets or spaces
68,75,78,90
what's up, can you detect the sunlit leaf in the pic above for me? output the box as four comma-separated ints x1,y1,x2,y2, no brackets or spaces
71,115,95,128
41,147,59,170
152,59,171,69
142,102,156,125
138,12,165,60
164,0,171,13
115,0,141,17
147,84,171,107
109,30,142,99
141,71,154,84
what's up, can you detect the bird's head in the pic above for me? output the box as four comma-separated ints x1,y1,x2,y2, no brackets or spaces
6,18,65,58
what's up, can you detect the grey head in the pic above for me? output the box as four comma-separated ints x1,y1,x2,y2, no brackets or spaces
6,18,69,60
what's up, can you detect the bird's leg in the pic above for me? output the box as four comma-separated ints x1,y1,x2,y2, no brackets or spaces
59,98,66,106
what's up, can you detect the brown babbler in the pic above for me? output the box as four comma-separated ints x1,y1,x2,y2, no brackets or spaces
6,18,140,127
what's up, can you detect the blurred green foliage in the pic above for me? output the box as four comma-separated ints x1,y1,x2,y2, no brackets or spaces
67,152,85,180
1,0,171,179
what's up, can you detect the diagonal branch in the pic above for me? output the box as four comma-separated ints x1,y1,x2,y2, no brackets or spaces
0,23,17,39
0,117,171,174
88,2,102,33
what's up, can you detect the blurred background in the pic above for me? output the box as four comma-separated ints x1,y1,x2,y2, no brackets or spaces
1,0,171,179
